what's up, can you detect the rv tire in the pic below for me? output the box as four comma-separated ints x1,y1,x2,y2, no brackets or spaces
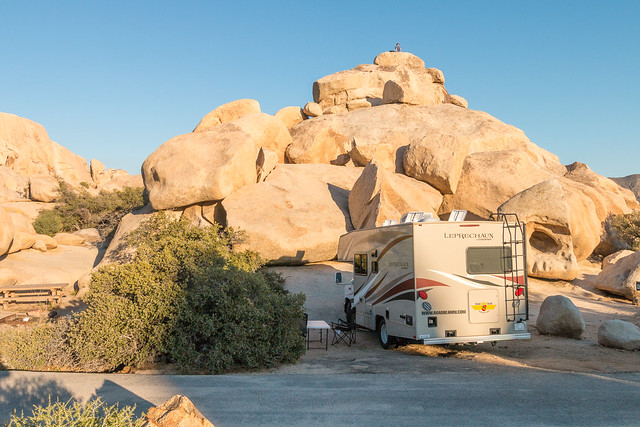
377,318,395,349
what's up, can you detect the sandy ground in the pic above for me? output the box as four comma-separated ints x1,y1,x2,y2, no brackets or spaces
271,260,640,374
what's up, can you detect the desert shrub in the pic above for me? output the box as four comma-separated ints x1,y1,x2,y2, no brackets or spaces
0,319,75,371
610,211,640,251
5,396,143,426
32,182,146,240
168,267,306,374
68,213,305,373
32,210,63,237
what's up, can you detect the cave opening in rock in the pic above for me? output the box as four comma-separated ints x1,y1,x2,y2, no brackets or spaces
529,230,561,253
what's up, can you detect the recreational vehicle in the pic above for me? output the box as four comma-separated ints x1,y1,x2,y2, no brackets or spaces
336,211,530,348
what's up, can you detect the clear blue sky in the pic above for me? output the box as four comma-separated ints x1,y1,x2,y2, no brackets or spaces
1,1,638,177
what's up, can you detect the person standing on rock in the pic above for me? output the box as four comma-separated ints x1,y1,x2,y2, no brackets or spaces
395,43,401,52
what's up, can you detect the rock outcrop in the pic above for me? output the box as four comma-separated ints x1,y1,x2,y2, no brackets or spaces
312,52,450,114
222,164,362,264
0,113,94,188
611,174,640,203
348,161,442,230
536,295,585,339
597,319,640,350
594,251,640,301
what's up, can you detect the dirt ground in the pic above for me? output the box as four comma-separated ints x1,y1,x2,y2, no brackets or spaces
271,260,640,374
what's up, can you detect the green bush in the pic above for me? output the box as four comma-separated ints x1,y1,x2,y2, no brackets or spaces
4,213,306,373
32,210,63,237
32,182,146,240
610,211,640,251
67,213,305,373
5,397,143,426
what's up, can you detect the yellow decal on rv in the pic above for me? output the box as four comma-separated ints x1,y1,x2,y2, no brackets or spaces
472,302,496,312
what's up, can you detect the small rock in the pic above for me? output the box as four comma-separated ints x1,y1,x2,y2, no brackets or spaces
303,102,323,118
536,295,585,339
598,319,640,350
450,95,468,108
143,395,214,427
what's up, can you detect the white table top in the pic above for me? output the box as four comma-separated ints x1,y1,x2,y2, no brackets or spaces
307,320,330,329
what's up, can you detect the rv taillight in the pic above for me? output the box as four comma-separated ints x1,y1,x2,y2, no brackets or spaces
418,290,428,300
515,287,524,297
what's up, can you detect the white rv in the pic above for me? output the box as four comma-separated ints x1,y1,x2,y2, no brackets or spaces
336,211,530,348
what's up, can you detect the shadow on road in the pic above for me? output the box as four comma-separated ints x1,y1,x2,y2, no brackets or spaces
0,371,73,422
0,372,154,422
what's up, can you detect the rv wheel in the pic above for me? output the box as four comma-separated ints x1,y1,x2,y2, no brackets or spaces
377,318,395,349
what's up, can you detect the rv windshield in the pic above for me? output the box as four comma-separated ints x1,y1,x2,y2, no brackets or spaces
466,246,512,274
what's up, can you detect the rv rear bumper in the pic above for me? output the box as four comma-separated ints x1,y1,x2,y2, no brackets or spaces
422,332,531,345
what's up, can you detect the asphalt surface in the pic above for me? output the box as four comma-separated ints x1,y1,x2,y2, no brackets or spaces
1,369,640,426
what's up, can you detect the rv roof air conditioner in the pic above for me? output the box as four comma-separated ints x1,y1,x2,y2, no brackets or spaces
400,211,438,223
382,219,398,226
448,210,468,222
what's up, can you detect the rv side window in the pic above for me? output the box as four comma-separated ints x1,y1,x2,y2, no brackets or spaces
466,247,512,274
354,254,368,275
371,261,379,274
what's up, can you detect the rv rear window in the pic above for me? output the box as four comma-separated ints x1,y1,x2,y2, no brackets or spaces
354,254,368,275
466,246,512,274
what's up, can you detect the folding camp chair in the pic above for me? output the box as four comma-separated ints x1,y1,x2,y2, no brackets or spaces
331,307,357,346
298,312,308,339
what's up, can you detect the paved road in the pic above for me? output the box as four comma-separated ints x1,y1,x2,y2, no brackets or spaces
1,369,640,426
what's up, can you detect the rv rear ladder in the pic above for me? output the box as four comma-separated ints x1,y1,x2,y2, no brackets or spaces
490,213,529,322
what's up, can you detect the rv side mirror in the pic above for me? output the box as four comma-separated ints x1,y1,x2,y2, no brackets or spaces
335,272,342,284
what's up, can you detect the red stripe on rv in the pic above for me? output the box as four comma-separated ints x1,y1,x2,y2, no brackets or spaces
372,279,415,305
492,275,525,284
416,278,449,288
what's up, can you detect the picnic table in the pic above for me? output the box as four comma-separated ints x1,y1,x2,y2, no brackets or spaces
0,283,67,309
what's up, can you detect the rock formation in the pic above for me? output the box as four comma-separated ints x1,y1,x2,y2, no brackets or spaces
348,160,442,230
594,251,640,301
222,164,362,264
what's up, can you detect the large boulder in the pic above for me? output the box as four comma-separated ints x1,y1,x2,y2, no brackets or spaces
602,250,635,269
594,251,640,301
536,295,585,339
286,128,351,165
597,319,640,351
193,98,261,132
29,174,60,202
0,113,93,188
142,125,259,210
382,73,449,107
403,132,470,194
143,395,214,427
289,104,560,174
231,113,293,163
498,180,580,280
222,164,362,264
348,161,442,230
440,150,558,219
498,179,606,280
